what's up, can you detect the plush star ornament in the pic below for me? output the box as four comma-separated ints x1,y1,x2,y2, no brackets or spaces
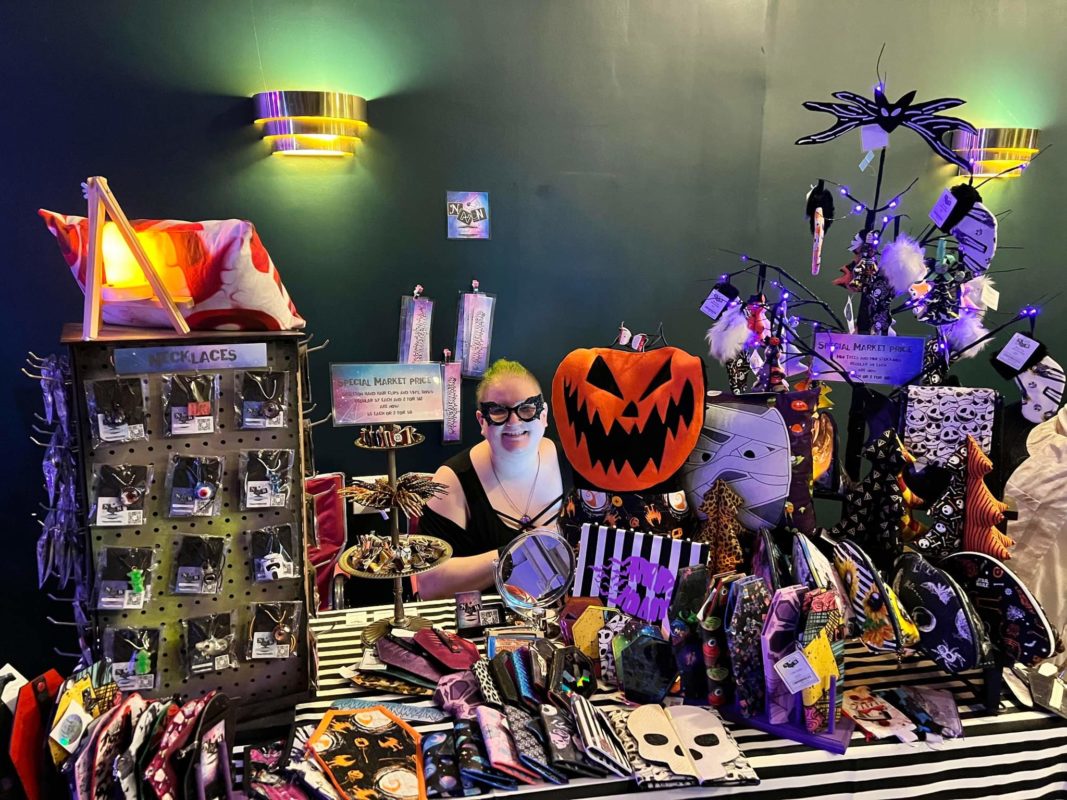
697,479,747,574
829,429,910,572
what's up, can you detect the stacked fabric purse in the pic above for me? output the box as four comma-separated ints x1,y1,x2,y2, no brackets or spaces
1,659,235,800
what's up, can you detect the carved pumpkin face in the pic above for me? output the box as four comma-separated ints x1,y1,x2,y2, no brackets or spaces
552,347,705,491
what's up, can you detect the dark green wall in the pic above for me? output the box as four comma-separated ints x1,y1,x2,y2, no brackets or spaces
3,0,1063,673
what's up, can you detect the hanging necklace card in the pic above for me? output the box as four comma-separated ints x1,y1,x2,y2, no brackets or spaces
442,360,463,443
398,295,434,363
455,290,496,378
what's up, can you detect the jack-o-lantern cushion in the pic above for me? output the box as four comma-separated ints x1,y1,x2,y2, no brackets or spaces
553,347,705,492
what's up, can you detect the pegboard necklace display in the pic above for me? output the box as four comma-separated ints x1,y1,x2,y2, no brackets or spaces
62,324,312,722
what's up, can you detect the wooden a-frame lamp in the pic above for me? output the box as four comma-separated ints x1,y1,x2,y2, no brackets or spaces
80,176,190,340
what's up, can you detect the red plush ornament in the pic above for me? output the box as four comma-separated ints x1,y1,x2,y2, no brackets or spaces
552,347,705,492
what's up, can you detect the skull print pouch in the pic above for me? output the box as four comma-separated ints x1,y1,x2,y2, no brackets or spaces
607,709,696,791
902,385,1000,470
892,552,989,673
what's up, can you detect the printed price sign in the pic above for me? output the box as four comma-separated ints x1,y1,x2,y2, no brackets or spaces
331,363,444,426
811,333,925,385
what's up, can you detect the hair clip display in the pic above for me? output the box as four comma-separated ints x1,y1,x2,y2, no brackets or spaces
247,601,302,660
102,626,161,692
170,534,227,595
84,378,148,446
95,546,155,610
160,373,220,437
90,463,151,527
398,288,434,364
455,284,496,378
248,525,300,582
165,454,224,517
182,612,238,677
240,449,294,509
235,370,289,430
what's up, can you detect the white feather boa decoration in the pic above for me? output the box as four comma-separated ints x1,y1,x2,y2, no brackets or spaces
706,304,752,363
880,235,927,294
944,275,996,357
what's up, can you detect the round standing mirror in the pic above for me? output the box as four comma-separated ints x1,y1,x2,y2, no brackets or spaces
495,530,575,624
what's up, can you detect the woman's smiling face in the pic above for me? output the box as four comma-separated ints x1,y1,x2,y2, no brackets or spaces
477,374,547,455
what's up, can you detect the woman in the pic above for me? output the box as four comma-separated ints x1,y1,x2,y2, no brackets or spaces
417,359,570,599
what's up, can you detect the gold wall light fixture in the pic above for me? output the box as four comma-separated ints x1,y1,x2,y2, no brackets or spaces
253,90,368,157
951,127,1040,179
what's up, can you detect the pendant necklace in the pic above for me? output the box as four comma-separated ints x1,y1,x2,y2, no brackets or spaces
107,465,144,507
128,631,152,676
491,449,542,528
187,457,217,506
249,373,282,419
263,605,292,644
256,451,286,497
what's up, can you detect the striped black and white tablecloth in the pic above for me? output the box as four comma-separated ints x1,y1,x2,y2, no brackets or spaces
300,600,1067,800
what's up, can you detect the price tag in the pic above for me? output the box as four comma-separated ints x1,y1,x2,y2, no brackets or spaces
700,289,732,320
980,282,1000,311
996,333,1039,371
859,150,875,171
773,649,820,694
860,124,890,151
929,189,958,229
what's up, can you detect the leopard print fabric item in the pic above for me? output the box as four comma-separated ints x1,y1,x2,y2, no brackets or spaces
697,480,745,574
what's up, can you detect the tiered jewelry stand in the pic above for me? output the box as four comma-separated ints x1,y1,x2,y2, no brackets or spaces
338,431,451,643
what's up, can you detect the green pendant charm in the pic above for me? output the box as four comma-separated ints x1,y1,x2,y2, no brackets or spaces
127,568,145,595
135,649,151,675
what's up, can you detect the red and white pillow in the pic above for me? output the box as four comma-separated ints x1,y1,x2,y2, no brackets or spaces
39,210,305,331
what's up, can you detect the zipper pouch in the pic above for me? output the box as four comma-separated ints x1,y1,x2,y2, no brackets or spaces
724,575,772,717
942,551,1062,666
834,538,919,653
893,552,989,672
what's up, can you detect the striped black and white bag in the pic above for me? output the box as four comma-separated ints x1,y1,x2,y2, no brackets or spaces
574,523,710,623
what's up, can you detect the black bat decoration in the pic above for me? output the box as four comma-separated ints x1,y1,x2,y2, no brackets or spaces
795,87,977,171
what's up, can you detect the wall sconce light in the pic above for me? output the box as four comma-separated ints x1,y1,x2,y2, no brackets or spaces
951,127,1040,178
253,90,367,157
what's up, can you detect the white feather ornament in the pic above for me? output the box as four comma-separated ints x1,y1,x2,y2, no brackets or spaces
944,310,991,357
880,235,927,294
705,304,752,363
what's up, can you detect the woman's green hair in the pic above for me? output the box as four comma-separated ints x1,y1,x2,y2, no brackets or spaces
475,358,541,403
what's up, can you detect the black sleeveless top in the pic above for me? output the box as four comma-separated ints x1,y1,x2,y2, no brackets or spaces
419,441,572,558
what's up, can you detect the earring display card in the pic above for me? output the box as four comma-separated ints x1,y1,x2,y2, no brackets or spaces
171,534,227,595
91,464,152,526
183,613,238,676
85,377,148,446
248,601,302,660
103,627,161,692
95,546,155,610
165,454,224,517
240,449,294,509
249,525,300,582
161,373,221,436
235,371,289,430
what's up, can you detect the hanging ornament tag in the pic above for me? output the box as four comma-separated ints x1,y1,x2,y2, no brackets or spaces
996,333,1041,372
50,700,93,754
929,189,958,229
980,282,1000,311
700,290,731,320
773,649,820,694
700,281,740,320
441,360,463,444
860,124,890,151
858,150,875,171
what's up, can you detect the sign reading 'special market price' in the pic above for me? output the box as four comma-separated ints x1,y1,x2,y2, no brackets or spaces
330,362,444,426
810,333,926,385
